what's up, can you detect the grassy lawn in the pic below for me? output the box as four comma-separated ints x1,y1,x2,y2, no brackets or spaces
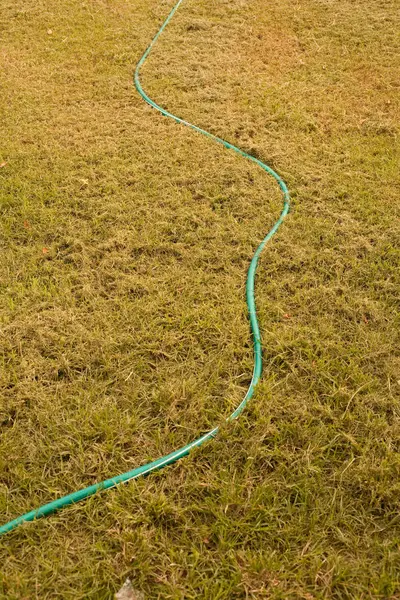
1,0,399,597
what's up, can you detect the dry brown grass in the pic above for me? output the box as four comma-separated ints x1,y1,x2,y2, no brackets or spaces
0,0,399,597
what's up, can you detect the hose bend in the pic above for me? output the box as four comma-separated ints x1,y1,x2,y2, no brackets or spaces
0,0,290,537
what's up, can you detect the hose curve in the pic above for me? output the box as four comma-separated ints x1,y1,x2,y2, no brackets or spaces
0,0,290,537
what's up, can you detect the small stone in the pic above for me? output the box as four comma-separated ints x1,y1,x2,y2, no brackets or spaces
115,578,144,600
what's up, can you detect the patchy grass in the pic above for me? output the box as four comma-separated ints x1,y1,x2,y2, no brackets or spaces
0,0,399,597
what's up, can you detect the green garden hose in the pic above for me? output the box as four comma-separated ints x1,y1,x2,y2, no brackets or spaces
0,0,290,537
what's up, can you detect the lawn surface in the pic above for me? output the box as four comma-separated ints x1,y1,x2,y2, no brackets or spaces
1,0,399,597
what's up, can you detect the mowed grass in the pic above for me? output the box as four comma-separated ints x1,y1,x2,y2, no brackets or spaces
0,0,399,596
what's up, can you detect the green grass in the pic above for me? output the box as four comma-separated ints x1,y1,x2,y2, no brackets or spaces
1,0,399,597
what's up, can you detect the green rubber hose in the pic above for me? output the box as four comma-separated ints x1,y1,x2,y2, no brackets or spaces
0,0,290,537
